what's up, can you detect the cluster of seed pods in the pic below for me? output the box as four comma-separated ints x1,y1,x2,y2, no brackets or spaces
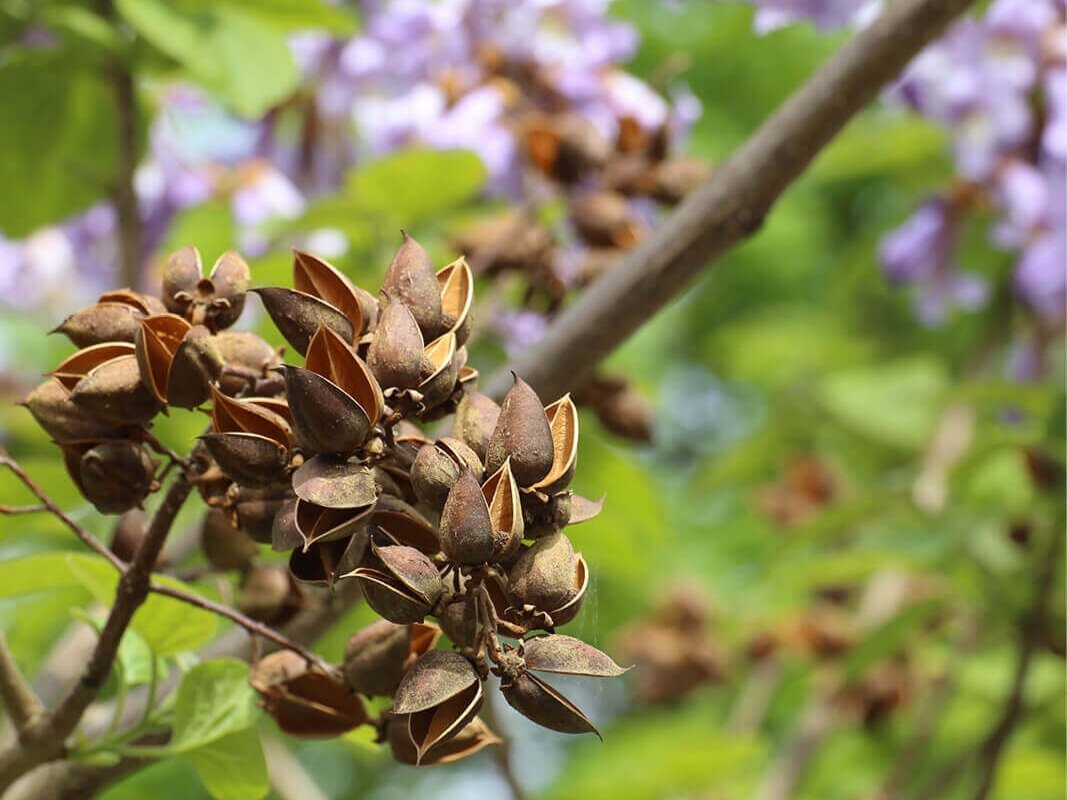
24,234,626,765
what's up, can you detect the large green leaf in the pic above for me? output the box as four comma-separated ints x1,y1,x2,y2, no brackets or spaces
184,729,268,800
169,659,258,752
116,0,299,118
0,50,121,236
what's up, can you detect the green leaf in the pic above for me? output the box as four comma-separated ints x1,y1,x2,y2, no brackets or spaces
184,729,268,800
169,659,258,752
345,148,487,224
0,552,91,599
0,51,121,236
116,628,158,687
818,357,949,449
218,0,357,33
116,0,299,117
843,599,941,682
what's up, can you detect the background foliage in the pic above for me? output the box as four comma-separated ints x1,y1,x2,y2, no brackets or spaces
0,1,1063,799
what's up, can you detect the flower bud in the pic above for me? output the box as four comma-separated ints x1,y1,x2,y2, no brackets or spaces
200,508,259,571
485,375,554,487
342,620,440,697
250,650,369,739
77,442,158,514
381,233,444,340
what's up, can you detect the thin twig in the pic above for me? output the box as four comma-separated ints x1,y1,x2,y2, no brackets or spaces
0,449,125,572
0,635,43,731
0,504,47,515
485,0,979,401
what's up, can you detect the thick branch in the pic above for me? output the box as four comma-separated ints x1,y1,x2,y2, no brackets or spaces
485,0,978,401
0,636,42,732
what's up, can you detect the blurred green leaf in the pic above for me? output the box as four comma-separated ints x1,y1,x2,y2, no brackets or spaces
184,729,268,800
218,0,357,33
116,628,158,687
843,599,942,682
819,357,949,449
169,659,258,752
961,448,1036,515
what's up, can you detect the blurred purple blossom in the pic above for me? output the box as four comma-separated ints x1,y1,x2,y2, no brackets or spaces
491,308,551,357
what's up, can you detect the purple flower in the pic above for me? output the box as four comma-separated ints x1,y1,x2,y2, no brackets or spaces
752,0,874,32
491,309,550,357
1014,230,1066,322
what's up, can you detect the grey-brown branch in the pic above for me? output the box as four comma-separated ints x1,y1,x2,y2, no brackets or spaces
485,0,978,401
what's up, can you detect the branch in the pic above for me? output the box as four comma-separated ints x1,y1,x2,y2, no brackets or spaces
0,636,42,732
484,0,978,401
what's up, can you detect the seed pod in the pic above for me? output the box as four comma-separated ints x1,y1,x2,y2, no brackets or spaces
292,455,377,510
288,531,367,587
508,533,581,614
366,295,424,390
439,471,494,565
501,671,599,737
282,326,383,454
54,302,143,347
69,353,162,426
381,233,444,340
202,387,292,487
570,190,642,248
437,596,479,649
162,247,250,331
250,650,369,739
200,508,259,571
136,315,222,408
342,620,440,697
78,442,157,514
522,634,629,677
237,564,302,625
485,375,554,487
531,395,578,494
392,650,483,764
214,331,282,395
451,391,500,461
371,502,440,554
347,545,443,624
233,483,292,543
386,713,501,766
482,460,524,560
436,257,473,346
568,494,604,525
523,112,610,183
417,333,461,412
110,509,146,562
161,245,202,315
652,155,712,204
293,250,376,335
22,378,128,442
293,498,374,551
410,438,483,511
253,286,355,356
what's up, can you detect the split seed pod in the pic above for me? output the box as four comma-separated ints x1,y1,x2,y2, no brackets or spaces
410,437,484,511
501,635,628,737
287,531,368,587
439,462,523,565
75,441,158,514
162,246,250,331
387,714,501,766
281,325,384,455
237,564,303,625
22,378,129,442
54,290,164,347
52,343,161,426
436,257,474,346
417,333,460,412
381,233,444,340
391,650,484,764
135,314,223,408
485,375,554,487
508,533,588,625
214,331,283,395
346,545,443,624
250,651,369,739
451,391,501,461
530,395,578,495
367,295,424,391
201,387,293,487
343,620,440,697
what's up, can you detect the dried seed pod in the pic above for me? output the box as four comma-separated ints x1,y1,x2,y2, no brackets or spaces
522,634,629,677
523,112,611,183
437,596,478,649
289,532,367,587
570,190,642,248
501,671,599,737
110,509,146,562
253,286,355,356
54,302,143,347
78,442,157,514
343,620,440,697
161,245,202,314
531,395,578,494
293,498,374,551
392,650,483,764
250,650,369,739
293,250,376,335
417,333,460,412
282,326,383,454
436,257,473,346
162,247,250,331
22,378,129,442
233,483,292,543
292,456,377,510
508,533,581,614
68,353,162,426
451,391,501,461
371,502,440,554
202,387,293,487
386,713,501,766
485,375,554,487
366,295,424,390
410,438,484,511
347,545,443,624
381,233,445,340
136,315,222,408
482,460,524,561
214,331,283,395
200,508,259,571
651,155,711,204
439,471,494,565
237,564,302,625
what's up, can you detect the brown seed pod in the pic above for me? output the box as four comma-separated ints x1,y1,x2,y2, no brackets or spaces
391,650,483,764
202,387,293,487
162,247,250,331
54,301,143,347
386,713,501,766
22,378,129,442
436,257,474,346
136,315,223,408
293,250,376,335
288,532,367,587
451,391,501,461
237,564,303,625
438,471,494,565
381,232,445,340
410,437,484,511
530,395,578,494
253,286,355,356
347,545,443,624
292,455,378,510
366,295,424,390
501,671,599,737
66,351,162,426
485,375,554,487
77,442,158,514
508,533,583,617
214,331,283,395
371,502,441,554
522,634,629,677
342,620,440,697
250,650,369,739
110,509,146,562
417,333,461,412
292,498,374,551
570,190,643,249
200,508,259,571
232,483,293,543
